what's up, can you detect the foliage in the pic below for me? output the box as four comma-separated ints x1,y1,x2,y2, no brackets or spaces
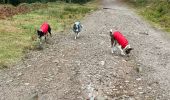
0,0,94,6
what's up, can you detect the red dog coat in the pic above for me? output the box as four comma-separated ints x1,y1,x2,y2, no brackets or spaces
112,31,128,49
40,22,49,34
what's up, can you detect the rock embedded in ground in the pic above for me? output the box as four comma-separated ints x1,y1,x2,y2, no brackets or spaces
25,83,30,86
100,61,105,66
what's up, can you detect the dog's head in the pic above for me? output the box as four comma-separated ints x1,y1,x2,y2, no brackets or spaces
125,45,133,54
73,21,82,32
109,29,113,37
37,30,44,38
125,48,133,54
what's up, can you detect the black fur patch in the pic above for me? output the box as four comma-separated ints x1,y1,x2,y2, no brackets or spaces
37,30,44,38
125,48,133,54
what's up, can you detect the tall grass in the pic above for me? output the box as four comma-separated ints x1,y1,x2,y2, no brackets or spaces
124,0,170,32
0,1,98,68
141,1,170,32
124,0,148,6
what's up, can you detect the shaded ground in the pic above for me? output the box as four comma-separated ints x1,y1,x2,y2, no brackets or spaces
0,0,170,99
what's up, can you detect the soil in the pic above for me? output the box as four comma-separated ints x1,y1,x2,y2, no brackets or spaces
0,0,170,99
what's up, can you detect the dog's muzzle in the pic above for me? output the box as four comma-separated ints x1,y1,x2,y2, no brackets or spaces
76,29,79,32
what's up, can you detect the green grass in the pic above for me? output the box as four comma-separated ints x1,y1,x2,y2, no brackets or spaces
124,0,170,32
0,1,98,68
140,1,170,32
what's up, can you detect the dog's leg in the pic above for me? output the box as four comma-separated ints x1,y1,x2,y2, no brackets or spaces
48,26,52,37
117,45,125,55
77,25,81,37
77,32,80,37
111,45,116,54
111,38,114,53
75,33,77,39
75,32,78,39
38,37,43,49
39,37,42,44
111,38,117,54
43,35,48,44
112,46,117,54
45,35,47,41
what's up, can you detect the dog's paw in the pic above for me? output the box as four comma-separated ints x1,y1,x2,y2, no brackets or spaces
113,47,117,52
77,33,80,37
121,52,125,56
111,49,114,54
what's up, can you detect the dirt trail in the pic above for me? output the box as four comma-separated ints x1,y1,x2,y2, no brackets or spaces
0,0,170,99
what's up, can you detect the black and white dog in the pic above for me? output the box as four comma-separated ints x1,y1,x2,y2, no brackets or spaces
73,21,83,39
110,29,133,56
37,22,52,42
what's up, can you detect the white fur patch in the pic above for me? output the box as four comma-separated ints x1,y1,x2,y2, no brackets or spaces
124,44,131,50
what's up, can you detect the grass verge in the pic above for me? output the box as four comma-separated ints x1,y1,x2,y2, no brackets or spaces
0,1,98,68
124,0,170,32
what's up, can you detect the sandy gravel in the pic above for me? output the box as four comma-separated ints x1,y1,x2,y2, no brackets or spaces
0,0,170,99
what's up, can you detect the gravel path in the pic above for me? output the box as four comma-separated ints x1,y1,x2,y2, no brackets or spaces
0,0,170,99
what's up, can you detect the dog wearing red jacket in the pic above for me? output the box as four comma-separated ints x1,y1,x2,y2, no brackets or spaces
110,29,133,55
37,22,52,42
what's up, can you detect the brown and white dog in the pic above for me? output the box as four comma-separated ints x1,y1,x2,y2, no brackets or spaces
110,29,133,55
37,22,52,42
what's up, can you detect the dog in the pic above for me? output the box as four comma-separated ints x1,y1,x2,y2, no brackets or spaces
73,21,83,39
110,29,133,56
37,22,52,42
